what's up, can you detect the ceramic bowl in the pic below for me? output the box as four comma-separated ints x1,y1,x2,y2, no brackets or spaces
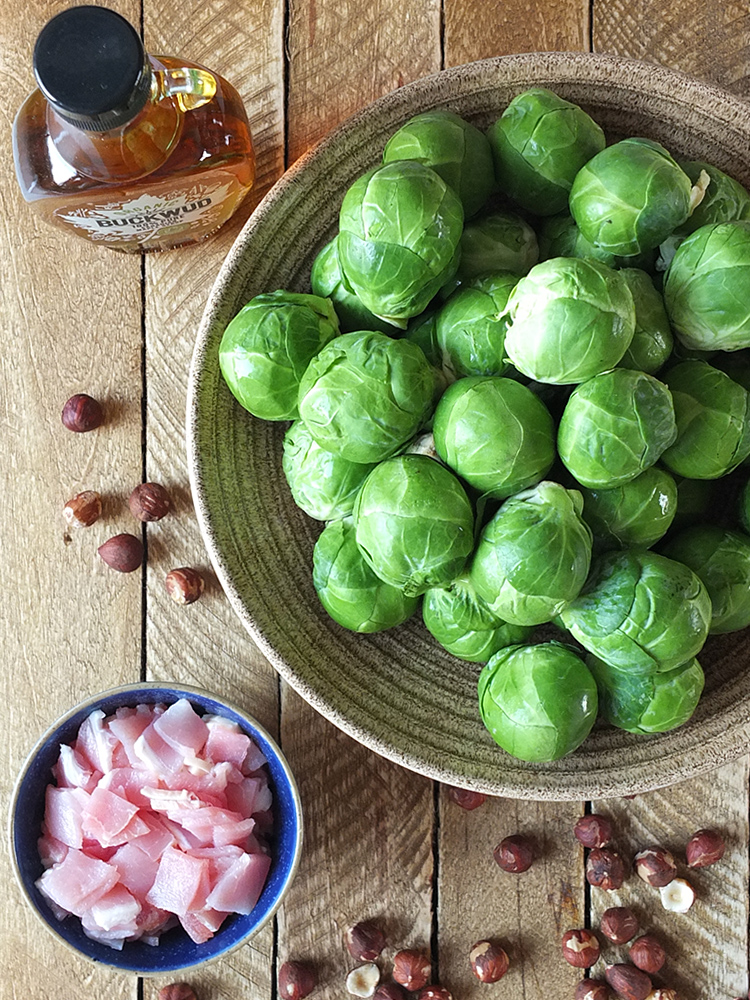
187,52,750,801
9,682,302,974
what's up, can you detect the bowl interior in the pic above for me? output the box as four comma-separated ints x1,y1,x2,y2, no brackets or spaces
10,683,302,974
188,53,750,801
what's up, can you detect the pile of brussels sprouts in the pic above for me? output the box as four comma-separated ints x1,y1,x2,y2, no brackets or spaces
218,88,750,764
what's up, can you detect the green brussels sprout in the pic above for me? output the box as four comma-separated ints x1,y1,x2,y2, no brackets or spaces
569,137,695,257
503,257,636,384
559,549,712,673
469,481,593,626
457,210,539,279
404,308,443,370
580,467,678,551
486,88,605,216
353,454,474,597
662,525,750,633
478,642,598,761
678,160,750,234
422,573,532,662
282,420,376,521
557,368,677,488
433,273,519,378
538,214,658,273
663,221,750,351
617,269,674,373
312,519,419,632
587,654,704,734
310,237,395,334
660,361,750,479
382,109,494,218
338,160,464,324
433,376,555,498
219,290,340,420
298,331,438,464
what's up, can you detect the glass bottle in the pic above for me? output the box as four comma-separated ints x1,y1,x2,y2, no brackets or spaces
12,5,256,252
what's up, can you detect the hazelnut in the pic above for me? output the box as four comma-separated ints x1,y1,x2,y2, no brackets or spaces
561,929,601,968
165,567,205,605
97,533,143,573
659,877,695,913
645,992,679,1000
392,950,432,991
633,846,677,887
628,935,666,974
416,988,452,1000
605,963,653,1000
469,940,510,982
158,986,196,1000
493,833,534,873
586,847,626,890
345,920,385,961
61,393,103,432
446,785,487,810
129,482,171,521
279,961,316,1000
373,986,408,1000
600,906,639,945
574,813,613,848
685,828,725,868
575,981,610,1000
346,964,380,998
63,490,102,528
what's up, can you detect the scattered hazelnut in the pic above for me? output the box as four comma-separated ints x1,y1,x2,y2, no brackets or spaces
63,490,102,528
392,950,432,991
279,961,316,1000
634,846,677,887
469,940,510,982
61,393,103,432
129,482,171,521
600,906,639,945
645,991,679,1000
346,963,380,998
659,877,695,913
629,935,666,974
416,988,453,1000
97,532,143,573
561,929,601,968
446,785,487,810
493,833,534,873
373,985,408,1000
158,986,196,1000
574,813,613,848
346,920,386,962
605,963,653,1000
586,847,626,890
165,567,205,605
574,980,609,1000
685,828,725,869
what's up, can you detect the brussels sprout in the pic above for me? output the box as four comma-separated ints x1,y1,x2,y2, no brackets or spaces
662,525,750,633
469,481,592,626
457,210,539,279
312,519,419,633
678,160,750,234
581,467,678,551
404,308,443,370
310,237,395,334
353,454,474,597
487,88,605,216
503,257,635,384
433,375,555,498
587,654,704,734
422,574,532,662
617,269,674,373
569,137,696,257
282,420,376,521
478,642,598,761
660,361,750,479
338,160,464,324
557,368,677,488
382,109,494,218
434,273,519,378
298,331,438,464
539,215,658,273
559,549,712,673
219,290,339,420
663,221,750,351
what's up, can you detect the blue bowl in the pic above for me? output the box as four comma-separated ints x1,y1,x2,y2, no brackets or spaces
9,682,303,974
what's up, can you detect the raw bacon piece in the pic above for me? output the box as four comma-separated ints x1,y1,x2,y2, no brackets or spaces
44,785,90,849
81,786,144,848
37,848,119,916
52,744,98,792
75,710,119,774
110,842,160,897
204,717,251,769
206,852,272,915
87,883,140,933
153,698,209,757
146,846,211,916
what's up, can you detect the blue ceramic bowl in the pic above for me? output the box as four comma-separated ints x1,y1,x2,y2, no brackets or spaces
9,682,303,974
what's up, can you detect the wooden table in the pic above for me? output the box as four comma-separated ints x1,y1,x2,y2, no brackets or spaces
2,2,749,998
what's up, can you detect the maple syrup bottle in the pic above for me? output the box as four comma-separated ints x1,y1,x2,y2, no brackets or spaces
13,6,256,252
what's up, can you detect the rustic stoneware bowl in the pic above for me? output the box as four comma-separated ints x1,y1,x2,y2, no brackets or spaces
187,52,750,801
10,682,302,974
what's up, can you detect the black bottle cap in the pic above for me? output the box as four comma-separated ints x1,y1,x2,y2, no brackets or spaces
33,5,151,132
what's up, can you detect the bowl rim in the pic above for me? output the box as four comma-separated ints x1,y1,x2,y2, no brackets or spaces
8,681,303,975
